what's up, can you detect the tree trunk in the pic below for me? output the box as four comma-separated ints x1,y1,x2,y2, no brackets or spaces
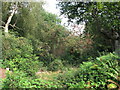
115,39,120,56
4,3,17,36
114,31,120,56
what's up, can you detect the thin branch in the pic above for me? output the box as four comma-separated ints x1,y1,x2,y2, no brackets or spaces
0,26,5,29
0,20,20,30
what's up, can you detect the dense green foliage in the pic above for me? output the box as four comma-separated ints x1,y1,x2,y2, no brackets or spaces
57,53,120,89
58,2,120,53
2,70,62,88
2,53,120,89
2,35,42,76
48,59,64,71
1,2,120,89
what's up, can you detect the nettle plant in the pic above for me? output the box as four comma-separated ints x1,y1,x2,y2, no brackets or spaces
95,53,120,89
57,53,120,89
2,70,32,88
2,70,63,88
7,55,41,76
80,53,120,89
76,53,120,89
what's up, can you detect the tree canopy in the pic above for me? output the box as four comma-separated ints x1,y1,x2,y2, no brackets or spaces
58,2,120,52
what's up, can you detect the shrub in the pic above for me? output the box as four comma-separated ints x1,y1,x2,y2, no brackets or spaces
2,35,43,76
3,35,33,60
30,78,63,88
39,51,55,66
57,53,120,89
48,59,64,71
2,70,63,88
2,70,32,88
4,55,43,76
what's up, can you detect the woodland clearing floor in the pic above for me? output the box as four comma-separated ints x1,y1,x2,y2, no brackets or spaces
36,67,78,81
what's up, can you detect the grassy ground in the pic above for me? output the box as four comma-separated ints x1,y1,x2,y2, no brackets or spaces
36,70,62,80
36,67,78,81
